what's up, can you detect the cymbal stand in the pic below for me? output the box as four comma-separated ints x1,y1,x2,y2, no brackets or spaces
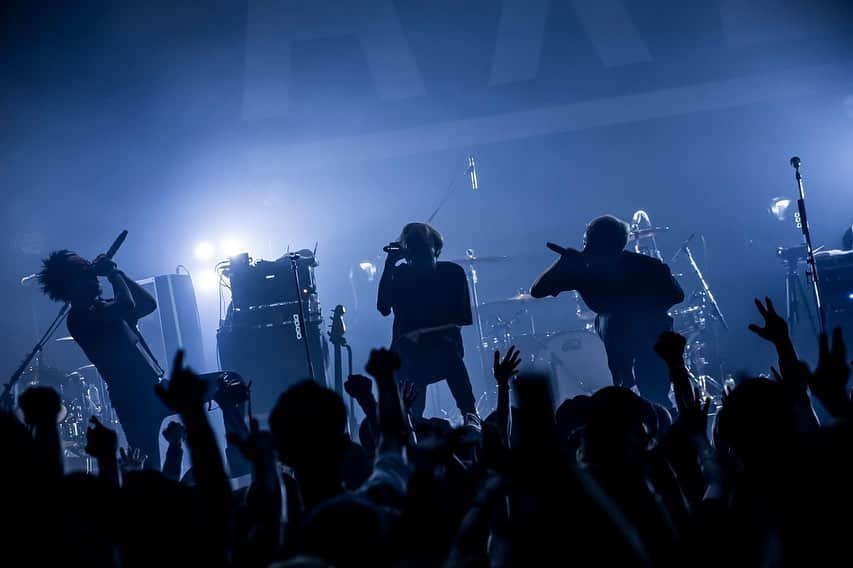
462,250,490,406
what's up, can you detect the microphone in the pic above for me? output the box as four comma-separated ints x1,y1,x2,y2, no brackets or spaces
105,230,128,259
670,233,697,263
790,156,801,169
546,242,569,256
383,242,403,253
467,155,478,190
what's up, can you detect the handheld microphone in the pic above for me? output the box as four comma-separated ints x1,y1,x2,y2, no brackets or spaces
670,233,697,263
467,155,478,190
106,230,128,259
383,242,403,253
546,242,569,256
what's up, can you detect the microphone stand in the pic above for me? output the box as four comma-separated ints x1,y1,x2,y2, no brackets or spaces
1,303,70,410
426,155,478,224
791,157,826,335
286,253,315,382
680,244,729,331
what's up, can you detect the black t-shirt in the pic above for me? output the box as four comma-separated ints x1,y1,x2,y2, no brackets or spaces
385,261,473,346
533,250,684,325
67,300,163,393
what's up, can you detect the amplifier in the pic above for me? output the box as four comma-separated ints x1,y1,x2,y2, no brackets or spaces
217,320,327,414
817,250,853,333
135,274,206,373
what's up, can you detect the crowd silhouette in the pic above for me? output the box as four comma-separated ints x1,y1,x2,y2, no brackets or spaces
2,295,852,567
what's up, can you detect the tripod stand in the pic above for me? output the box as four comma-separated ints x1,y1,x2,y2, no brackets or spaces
779,250,818,336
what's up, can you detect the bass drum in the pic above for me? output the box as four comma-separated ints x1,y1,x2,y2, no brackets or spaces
530,331,612,402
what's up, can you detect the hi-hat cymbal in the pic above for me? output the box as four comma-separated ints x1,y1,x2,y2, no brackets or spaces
628,227,670,241
482,293,558,308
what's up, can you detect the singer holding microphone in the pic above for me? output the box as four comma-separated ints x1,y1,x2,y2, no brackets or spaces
530,215,684,408
377,222,479,423
37,243,166,467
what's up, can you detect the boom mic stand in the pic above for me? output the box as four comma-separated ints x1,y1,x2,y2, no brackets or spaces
0,303,69,410
790,157,826,334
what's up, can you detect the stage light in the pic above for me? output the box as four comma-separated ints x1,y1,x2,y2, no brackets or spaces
359,261,377,280
196,269,219,293
220,235,245,257
769,197,792,221
194,241,215,261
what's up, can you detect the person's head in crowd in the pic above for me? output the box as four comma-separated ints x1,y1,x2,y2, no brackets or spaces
270,380,349,471
293,495,392,568
580,387,651,468
713,377,798,472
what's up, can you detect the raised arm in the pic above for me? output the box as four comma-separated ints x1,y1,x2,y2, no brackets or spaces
493,347,521,448
377,249,402,317
155,351,231,562
365,348,408,455
530,248,584,299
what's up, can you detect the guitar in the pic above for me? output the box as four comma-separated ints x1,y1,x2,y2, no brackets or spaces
328,305,357,436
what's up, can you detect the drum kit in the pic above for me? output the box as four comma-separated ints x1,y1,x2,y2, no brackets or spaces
456,211,728,408
13,342,120,472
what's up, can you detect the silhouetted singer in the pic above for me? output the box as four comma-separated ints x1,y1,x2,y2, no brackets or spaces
377,223,478,422
531,215,684,407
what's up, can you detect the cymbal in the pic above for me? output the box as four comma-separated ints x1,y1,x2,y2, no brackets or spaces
482,293,558,307
628,227,670,241
56,336,76,342
449,255,509,264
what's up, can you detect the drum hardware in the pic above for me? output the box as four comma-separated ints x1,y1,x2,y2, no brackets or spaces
669,233,727,405
777,245,818,335
629,210,668,260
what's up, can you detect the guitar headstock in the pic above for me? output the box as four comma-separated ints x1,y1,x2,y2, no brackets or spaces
329,304,347,345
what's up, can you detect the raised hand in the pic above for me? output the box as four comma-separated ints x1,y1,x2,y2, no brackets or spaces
365,348,401,380
810,327,852,417
344,374,374,402
401,380,418,413
493,346,521,386
226,417,276,465
161,420,186,446
748,297,789,346
17,386,63,427
654,331,687,367
85,416,118,459
119,447,148,472
680,387,711,441
155,350,207,416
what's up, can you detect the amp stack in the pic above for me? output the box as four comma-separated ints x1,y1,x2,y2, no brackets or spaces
216,250,328,414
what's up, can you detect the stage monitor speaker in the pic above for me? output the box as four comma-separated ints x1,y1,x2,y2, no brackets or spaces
135,274,205,373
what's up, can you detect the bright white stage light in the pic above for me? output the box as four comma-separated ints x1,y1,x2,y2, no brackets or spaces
220,235,244,258
358,261,377,280
194,241,215,261
196,269,220,293
769,197,792,221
